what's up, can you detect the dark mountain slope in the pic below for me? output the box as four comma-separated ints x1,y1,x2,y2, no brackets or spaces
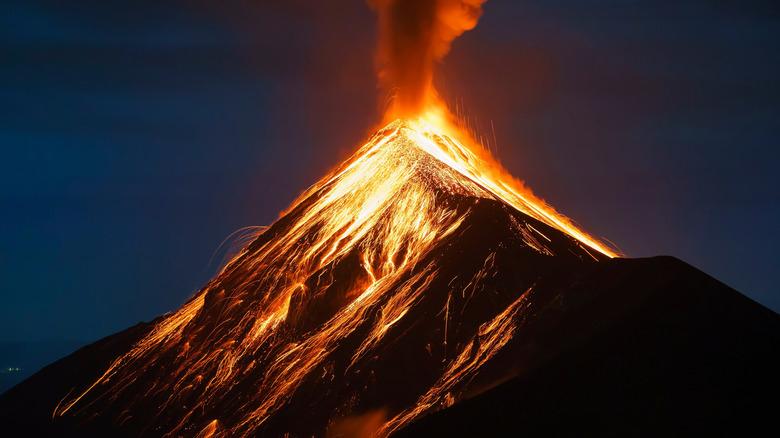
0,320,157,437
395,256,780,437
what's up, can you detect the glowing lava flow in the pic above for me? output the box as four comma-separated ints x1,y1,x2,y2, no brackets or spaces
391,118,616,258
55,120,616,437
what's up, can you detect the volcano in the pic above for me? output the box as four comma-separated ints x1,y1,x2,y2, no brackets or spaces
1,120,778,437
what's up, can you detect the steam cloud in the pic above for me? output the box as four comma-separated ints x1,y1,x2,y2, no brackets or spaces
368,0,486,119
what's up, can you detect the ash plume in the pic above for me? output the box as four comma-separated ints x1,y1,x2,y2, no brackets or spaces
368,0,486,120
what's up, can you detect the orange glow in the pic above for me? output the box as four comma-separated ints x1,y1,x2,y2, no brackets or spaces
369,0,486,122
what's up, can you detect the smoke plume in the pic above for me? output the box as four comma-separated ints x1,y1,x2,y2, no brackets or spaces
368,0,486,120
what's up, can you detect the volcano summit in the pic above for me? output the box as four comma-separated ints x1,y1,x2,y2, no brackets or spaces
1,120,778,437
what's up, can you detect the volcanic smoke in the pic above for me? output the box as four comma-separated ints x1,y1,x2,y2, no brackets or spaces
370,0,486,125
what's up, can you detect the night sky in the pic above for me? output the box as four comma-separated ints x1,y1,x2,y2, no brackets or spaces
1,0,778,344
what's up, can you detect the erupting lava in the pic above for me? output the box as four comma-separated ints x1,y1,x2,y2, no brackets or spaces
53,1,620,436
54,119,616,437
368,0,616,258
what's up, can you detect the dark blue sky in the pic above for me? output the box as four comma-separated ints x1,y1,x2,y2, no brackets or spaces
1,0,778,343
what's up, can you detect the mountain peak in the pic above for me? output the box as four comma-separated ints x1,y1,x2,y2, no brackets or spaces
368,119,616,259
